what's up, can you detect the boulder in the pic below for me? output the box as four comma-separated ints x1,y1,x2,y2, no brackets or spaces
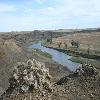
9,59,52,93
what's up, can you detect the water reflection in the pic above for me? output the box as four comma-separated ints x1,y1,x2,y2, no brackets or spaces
29,42,79,71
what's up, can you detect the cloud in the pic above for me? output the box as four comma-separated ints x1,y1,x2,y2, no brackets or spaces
26,0,100,18
36,0,46,4
0,3,16,12
47,7,54,11
56,0,100,17
0,0,100,31
38,7,54,15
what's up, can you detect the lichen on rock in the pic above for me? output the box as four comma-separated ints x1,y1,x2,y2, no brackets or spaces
11,59,52,93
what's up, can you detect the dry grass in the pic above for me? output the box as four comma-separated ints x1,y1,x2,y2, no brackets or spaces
52,32,100,51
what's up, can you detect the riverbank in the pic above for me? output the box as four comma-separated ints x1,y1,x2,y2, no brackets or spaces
69,57,100,70
42,32,100,60
0,37,70,97
29,42,80,71
32,48,52,59
43,42,100,60
43,42,100,71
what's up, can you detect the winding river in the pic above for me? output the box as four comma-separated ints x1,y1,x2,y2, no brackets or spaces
29,42,80,71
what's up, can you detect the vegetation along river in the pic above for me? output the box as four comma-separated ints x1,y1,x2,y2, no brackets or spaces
29,41,80,71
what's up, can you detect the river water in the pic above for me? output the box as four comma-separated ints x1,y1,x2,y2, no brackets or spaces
29,42,80,71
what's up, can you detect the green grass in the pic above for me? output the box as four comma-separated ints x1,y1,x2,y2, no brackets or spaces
32,48,52,59
41,40,50,47
69,57,100,70
69,57,82,63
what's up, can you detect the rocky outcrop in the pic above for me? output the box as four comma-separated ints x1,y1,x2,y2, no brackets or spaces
1,59,52,99
73,63,99,77
56,63,99,85
54,64,100,100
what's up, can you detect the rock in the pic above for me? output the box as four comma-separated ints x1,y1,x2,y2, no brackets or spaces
8,59,52,93
56,76,69,85
74,63,99,77
27,59,33,67
13,73,19,80
21,84,29,93
0,87,5,96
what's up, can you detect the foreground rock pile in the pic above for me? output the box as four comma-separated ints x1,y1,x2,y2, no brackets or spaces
1,61,100,100
73,63,99,77
55,64,100,100
56,63,100,85
1,59,52,99
13,59,52,93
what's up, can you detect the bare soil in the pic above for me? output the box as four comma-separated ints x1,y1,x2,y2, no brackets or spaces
51,32,100,51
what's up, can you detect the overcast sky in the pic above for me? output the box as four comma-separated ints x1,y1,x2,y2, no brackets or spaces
0,0,100,31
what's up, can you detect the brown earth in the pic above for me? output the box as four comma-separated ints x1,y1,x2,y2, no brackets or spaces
51,32,100,51
0,37,69,97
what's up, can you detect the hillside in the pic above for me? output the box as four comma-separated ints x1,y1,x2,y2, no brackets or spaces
0,38,26,96
51,32,100,51
0,37,69,97
0,28,100,99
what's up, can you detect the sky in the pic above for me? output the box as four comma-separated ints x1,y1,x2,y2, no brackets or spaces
0,0,100,31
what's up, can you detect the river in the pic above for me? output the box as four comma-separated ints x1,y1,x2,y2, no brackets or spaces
29,42,80,71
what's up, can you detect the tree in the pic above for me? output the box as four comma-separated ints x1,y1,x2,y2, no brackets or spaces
71,40,75,46
50,32,53,44
57,42,62,48
46,38,51,43
76,41,80,48
64,42,67,49
46,32,53,44
87,47,90,55
71,40,80,48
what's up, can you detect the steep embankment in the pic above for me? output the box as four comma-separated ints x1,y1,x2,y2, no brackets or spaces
0,37,69,97
0,38,28,96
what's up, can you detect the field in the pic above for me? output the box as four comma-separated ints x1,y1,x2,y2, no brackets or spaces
52,32,100,51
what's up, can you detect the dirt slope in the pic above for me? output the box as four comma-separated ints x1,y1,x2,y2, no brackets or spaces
0,39,26,96
0,38,69,97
